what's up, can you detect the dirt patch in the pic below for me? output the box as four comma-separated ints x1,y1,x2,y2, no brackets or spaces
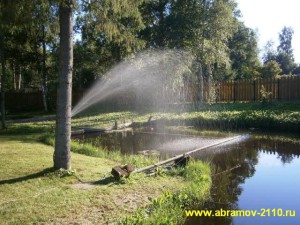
53,176,184,224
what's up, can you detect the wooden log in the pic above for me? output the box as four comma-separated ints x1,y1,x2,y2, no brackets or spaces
71,127,106,136
76,127,106,132
71,129,85,135
134,135,242,173
130,116,154,128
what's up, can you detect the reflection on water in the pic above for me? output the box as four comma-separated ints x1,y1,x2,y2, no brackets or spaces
76,129,300,225
76,129,232,159
185,138,300,225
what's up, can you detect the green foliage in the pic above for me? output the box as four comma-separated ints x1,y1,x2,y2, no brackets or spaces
293,64,300,74
276,52,296,75
259,85,272,103
2,0,299,100
277,26,294,55
52,168,76,178
263,40,277,64
261,60,282,78
228,22,261,80
263,27,296,75
118,160,211,225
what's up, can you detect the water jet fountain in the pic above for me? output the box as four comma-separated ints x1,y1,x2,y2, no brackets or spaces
71,49,248,176
72,49,194,117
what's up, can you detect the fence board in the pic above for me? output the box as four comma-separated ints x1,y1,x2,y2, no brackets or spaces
4,76,300,111
218,76,300,102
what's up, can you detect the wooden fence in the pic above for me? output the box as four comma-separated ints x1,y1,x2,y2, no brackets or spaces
3,76,300,111
218,76,300,102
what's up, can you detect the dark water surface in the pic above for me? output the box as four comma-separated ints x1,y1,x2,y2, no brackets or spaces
77,128,300,225
76,128,236,159
186,137,300,225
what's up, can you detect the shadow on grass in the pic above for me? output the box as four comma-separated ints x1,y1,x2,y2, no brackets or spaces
0,168,55,185
90,176,117,186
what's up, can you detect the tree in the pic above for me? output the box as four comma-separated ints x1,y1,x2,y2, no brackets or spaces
262,40,277,64
294,64,300,75
54,0,74,170
278,26,294,55
141,0,238,101
0,0,30,128
276,52,296,75
260,60,282,78
229,22,261,80
72,0,146,88
139,0,170,48
0,35,6,129
276,27,296,74
29,0,59,112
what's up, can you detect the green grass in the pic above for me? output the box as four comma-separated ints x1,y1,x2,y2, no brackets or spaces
39,134,160,168
3,101,300,134
118,161,212,225
1,100,299,224
2,135,207,224
70,101,300,132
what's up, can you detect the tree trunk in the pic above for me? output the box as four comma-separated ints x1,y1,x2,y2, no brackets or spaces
1,59,6,129
206,64,212,102
0,36,6,129
54,1,73,170
12,62,16,91
18,66,22,91
198,63,204,103
41,24,48,112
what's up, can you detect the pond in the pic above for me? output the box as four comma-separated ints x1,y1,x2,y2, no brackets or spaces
185,136,300,225
75,128,239,159
75,128,300,225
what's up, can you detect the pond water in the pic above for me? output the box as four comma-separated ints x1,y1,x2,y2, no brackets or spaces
76,128,300,225
185,137,300,225
75,128,239,159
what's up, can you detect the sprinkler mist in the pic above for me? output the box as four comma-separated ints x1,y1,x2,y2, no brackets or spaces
71,49,195,117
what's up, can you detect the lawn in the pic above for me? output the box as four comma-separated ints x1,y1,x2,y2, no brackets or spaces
0,134,210,224
1,100,299,224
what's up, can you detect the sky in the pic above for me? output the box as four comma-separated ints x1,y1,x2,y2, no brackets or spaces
237,0,300,64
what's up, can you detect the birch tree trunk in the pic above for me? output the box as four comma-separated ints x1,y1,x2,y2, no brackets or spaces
18,66,22,91
54,1,73,170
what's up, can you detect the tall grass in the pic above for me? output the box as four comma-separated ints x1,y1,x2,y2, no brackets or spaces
39,134,159,168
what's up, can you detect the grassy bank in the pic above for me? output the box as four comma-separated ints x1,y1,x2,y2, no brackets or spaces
40,133,160,168
0,134,211,224
67,101,300,133
118,161,211,224
3,101,300,133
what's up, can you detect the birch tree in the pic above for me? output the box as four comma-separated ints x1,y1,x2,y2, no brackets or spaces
54,0,74,170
